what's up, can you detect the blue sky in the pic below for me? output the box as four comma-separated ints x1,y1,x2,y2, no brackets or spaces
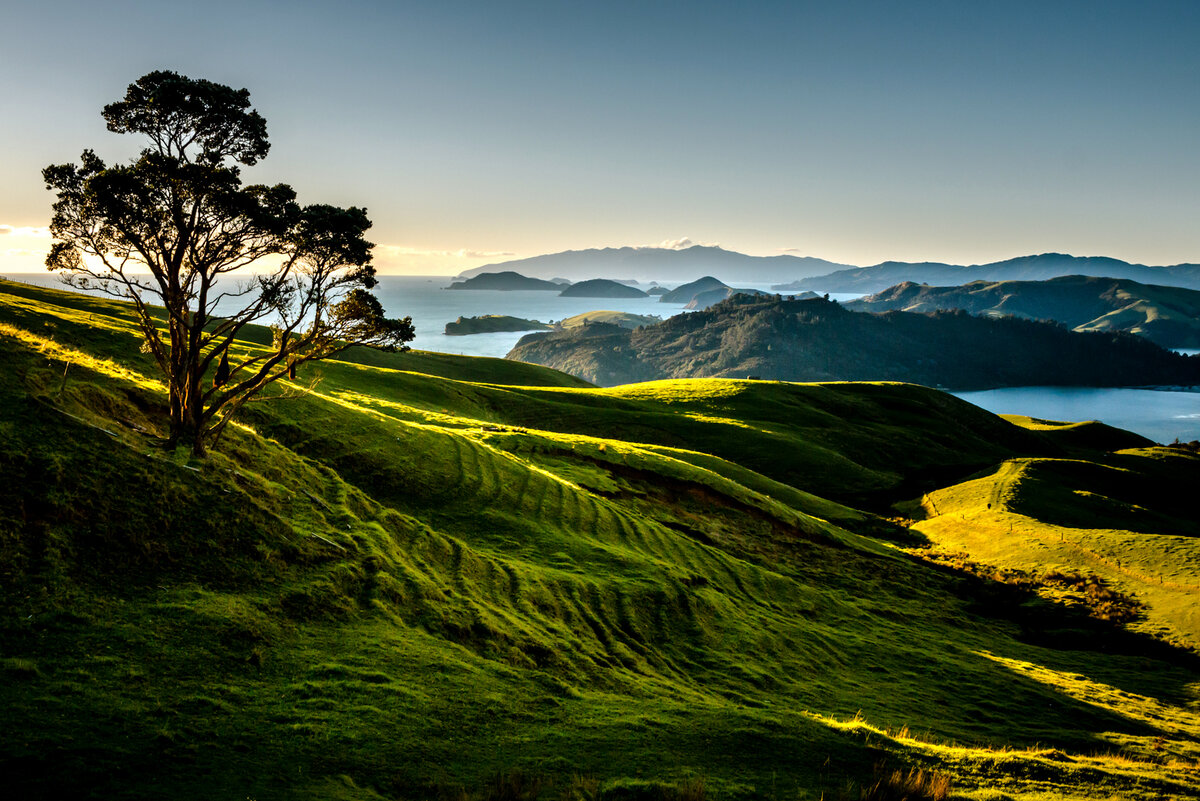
2,0,1198,274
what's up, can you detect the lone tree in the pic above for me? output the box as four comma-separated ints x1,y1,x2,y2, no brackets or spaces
44,71,414,455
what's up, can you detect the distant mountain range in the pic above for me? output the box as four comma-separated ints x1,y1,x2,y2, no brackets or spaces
506,293,1200,389
454,248,1200,294
776,253,1200,294
456,246,852,284
845,275,1200,349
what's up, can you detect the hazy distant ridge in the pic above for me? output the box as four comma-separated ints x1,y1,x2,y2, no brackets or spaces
778,253,1200,293
457,245,852,284
459,248,1200,293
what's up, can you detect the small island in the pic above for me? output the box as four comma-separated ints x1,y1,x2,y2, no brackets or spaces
558,278,649,298
446,271,564,291
445,315,553,335
559,310,662,329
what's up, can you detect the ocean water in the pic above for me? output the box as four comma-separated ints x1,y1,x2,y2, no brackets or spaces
952,386,1200,444
373,276,684,356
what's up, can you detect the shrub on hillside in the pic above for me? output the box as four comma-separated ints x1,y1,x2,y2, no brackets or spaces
1042,571,1144,624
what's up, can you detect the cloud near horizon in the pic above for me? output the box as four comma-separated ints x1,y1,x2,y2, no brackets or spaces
370,244,519,274
376,245,517,260
655,237,719,250
0,225,52,271
0,225,51,237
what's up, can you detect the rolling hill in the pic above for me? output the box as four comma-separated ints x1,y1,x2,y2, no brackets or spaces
2,278,1199,800
897,423,1200,650
845,275,1200,349
507,293,1200,390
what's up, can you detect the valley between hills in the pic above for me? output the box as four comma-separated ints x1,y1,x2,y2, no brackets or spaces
2,279,1200,801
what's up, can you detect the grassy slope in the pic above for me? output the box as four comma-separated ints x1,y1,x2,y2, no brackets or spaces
469,379,1061,509
1,281,1199,800
903,441,1200,650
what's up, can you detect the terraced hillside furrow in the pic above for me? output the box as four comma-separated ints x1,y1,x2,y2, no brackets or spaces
273,399,858,597
454,435,509,508
253,392,865,682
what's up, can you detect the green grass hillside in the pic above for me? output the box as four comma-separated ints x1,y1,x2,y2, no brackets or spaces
2,280,1200,800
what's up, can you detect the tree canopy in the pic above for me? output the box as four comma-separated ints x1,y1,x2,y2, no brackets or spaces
44,70,414,455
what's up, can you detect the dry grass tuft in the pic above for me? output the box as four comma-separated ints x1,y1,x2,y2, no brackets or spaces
669,776,707,801
559,775,601,801
858,764,951,801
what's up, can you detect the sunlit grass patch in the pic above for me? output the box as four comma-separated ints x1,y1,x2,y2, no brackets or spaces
0,321,161,392
806,705,1200,800
906,451,1200,647
978,651,1200,744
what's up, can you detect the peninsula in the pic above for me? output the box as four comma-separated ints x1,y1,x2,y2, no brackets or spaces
508,293,1200,388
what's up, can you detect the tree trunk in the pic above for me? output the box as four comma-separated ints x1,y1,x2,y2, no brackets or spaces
167,422,205,454
166,331,209,457
183,369,206,456
191,429,207,457
167,393,207,456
